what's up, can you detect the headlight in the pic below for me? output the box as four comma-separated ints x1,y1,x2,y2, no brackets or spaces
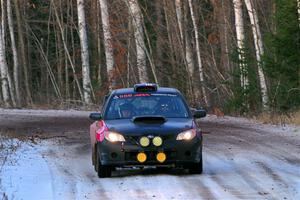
104,131,125,142
176,129,196,140
152,136,163,146
139,136,150,147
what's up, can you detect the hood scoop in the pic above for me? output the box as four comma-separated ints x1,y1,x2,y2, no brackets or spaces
132,115,167,124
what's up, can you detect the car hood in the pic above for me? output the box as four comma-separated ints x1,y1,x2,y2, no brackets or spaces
104,118,193,136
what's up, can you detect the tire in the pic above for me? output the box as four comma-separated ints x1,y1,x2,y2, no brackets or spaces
188,156,203,174
96,151,112,178
93,145,98,172
93,149,97,172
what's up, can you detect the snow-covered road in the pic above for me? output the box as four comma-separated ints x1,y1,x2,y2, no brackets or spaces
0,109,299,199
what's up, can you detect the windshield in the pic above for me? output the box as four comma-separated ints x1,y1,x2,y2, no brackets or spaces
104,93,190,120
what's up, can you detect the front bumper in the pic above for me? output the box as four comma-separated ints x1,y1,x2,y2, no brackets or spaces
97,136,202,167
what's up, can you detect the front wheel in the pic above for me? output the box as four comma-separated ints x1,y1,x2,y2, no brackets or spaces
96,151,112,178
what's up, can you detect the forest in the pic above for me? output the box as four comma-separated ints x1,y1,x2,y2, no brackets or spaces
0,0,299,116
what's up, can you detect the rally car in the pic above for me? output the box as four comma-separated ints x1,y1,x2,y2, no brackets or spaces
89,83,206,178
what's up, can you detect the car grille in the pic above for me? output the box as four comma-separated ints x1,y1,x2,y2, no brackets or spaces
125,150,177,162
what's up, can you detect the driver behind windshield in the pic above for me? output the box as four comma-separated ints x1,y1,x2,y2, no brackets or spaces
155,98,173,115
118,103,134,118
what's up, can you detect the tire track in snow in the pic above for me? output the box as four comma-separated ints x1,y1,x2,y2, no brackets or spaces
1,111,299,199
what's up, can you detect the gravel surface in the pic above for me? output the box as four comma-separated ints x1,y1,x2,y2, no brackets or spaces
0,109,299,200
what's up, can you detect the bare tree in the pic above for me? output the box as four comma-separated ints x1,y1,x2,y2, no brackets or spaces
13,0,32,105
0,14,10,107
233,0,248,90
1,0,5,47
127,0,148,83
210,0,231,75
77,0,92,104
7,0,20,106
154,0,164,84
52,0,84,102
188,0,208,106
0,0,15,107
99,0,115,89
175,0,183,41
244,0,269,110
175,0,194,101
175,0,194,78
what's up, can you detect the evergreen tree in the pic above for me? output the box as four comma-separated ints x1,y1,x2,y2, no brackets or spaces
264,0,300,112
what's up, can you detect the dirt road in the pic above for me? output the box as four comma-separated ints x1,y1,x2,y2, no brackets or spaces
0,109,299,199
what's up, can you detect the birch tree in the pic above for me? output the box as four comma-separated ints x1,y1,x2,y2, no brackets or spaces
99,0,115,89
0,24,10,107
244,0,269,110
233,0,248,90
188,0,208,106
175,0,183,41
175,0,194,78
1,0,5,48
175,0,194,100
77,0,92,104
127,0,148,83
7,0,20,106
1,0,15,107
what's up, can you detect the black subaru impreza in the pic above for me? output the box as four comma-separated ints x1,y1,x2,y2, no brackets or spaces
89,83,206,178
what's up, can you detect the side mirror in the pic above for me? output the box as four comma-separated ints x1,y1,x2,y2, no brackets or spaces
89,112,102,121
193,109,206,118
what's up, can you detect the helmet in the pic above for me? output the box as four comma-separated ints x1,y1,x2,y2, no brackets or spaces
157,98,171,112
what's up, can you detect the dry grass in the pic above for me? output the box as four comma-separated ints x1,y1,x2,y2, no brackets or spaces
255,110,300,126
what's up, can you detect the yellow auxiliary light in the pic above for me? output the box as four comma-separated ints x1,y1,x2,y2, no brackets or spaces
139,137,150,147
137,152,147,163
152,136,163,146
156,152,166,163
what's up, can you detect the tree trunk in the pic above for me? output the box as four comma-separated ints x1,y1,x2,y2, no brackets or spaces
154,0,164,84
175,0,194,101
175,0,194,77
175,0,184,42
244,0,269,110
77,0,92,105
233,0,248,90
1,0,5,49
127,0,148,83
7,0,21,106
99,0,115,90
210,0,231,76
0,25,10,107
1,0,16,107
14,0,32,105
52,0,83,101
188,0,208,106
55,23,64,96
163,0,175,85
